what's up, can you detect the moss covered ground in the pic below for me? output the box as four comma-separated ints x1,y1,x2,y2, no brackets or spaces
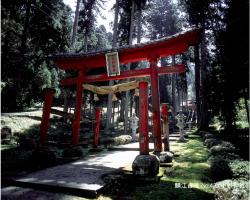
127,132,215,200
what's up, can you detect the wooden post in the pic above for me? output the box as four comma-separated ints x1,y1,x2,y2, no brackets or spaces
161,103,170,151
139,81,149,155
40,88,55,146
94,107,101,147
72,72,84,145
149,57,162,152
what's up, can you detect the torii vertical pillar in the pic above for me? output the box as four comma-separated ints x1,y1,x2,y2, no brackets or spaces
132,82,159,177
161,103,170,151
149,57,162,152
139,81,149,155
40,88,55,146
94,107,101,147
72,72,84,145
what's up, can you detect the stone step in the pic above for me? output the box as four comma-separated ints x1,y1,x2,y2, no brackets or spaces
6,150,139,198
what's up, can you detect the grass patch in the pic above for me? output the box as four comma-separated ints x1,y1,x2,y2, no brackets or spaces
1,144,17,151
131,133,214,199
134,180,214,200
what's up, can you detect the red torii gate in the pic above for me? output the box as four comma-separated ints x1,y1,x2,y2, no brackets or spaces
46,28,200,152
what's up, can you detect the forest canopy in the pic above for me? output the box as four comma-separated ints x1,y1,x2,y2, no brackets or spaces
1,0,249,131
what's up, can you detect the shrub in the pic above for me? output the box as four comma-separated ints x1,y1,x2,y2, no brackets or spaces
204,133,217,140
210,155,233,182
213,179,249,200
18,135,38,150
62,146,85,158
30,149,57,167
229,160,250,180
204,138,223,148
200,131,212,139
113,135,132,145
210,141,236,157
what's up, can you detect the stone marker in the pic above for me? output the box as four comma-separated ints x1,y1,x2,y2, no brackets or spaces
158,151,174,163
132,154,160,177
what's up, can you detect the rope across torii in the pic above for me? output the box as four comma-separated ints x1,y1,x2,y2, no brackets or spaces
83,81,139,95
40,28,200,153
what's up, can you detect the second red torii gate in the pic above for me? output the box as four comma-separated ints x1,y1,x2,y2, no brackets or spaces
51,28,200,152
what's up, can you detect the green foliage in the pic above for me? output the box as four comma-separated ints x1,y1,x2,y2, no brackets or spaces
209,155,233,182
204,138,223,149
1,144,17,151
30,149,57,167
236,98,249,129
180,0,249,130
209,142,236,157
1,0,72,112
62,146,86,158
134,181,214,200
132,134,214,199
76,0,108,52
229,160,250,180
213,180,249,200
145,0,179,40
36,62,52,90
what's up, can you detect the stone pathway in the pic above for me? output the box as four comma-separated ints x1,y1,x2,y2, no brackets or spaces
3,149,139,198
2,133,187,199
1,186,89,200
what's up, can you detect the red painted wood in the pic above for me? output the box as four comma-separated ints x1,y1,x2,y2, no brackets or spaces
139,81,149,155
53,29,200,70
161,103,169,152
60,64,185,86
72,72,84,145
39,88,55,146
161,103,168,119
94,107,101,146
150,58,162,152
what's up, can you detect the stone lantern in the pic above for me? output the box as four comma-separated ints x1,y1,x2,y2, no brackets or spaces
130,113,139,138
175,110,186,142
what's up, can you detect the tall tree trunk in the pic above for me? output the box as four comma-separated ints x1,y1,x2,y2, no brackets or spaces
137,2,142,44
120,97,125,121
106,0,119,132
134,1,142,117
71,0,81,47
199,21,209,130
194,45,201,126
124,0,135,133
112,0,119,47
16,0,31,110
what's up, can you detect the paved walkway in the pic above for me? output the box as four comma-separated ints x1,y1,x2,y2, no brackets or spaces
1,186,89,200
2,133,186,199
9,150,139,193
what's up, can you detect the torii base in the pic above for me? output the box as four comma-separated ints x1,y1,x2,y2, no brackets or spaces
132,154,159,177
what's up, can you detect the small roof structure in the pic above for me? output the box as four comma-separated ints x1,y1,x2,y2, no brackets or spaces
51,28,200,71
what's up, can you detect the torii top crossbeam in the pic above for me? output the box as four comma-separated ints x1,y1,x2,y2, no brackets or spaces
48,28,200,150
51,28,200,71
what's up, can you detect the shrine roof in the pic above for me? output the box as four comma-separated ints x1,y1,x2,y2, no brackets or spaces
51,27,200,70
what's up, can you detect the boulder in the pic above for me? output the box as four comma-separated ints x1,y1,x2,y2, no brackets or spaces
114,135,132,145
204,133,217,140
204,138,223,148
132,154,160,177
1,126,12,144
157,151,174,163
199,131,211,139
